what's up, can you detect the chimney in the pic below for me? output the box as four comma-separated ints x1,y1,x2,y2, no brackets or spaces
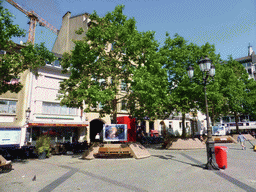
248,43,253,56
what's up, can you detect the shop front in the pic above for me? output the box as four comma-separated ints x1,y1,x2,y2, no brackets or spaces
27,123,88,145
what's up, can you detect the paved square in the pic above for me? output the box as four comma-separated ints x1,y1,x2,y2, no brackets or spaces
1,141,256,192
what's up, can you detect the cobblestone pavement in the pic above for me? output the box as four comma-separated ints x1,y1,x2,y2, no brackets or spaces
0,141,256,192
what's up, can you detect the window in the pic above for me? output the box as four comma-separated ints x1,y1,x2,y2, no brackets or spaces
111,42,117,51
121,100,127,111
0,100,17,114
121,80,127,91
99,79,106,89
121,48,127,55
42,102,77,115
45,58,61,67
46,60,52,65
99,102,104,110
222,117,230,123
54,58,61,67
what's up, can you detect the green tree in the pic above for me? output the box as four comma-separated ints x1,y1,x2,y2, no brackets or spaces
127,31,169,121
218,56,249,133
193,43,228,127
243,78,256,121
0,1,55,94
160,33,202,138
59,5,167,123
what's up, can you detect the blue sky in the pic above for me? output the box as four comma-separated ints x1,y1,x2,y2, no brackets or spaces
3,0,256,60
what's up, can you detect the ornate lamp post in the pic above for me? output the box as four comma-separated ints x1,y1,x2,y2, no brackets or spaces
25,107,31,123
188,56,219,170
25,107,32,142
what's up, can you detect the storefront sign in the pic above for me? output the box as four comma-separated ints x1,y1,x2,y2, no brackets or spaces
28,123,88,127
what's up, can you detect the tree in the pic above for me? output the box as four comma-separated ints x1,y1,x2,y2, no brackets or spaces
59,5,167,123
217,56,249,133
160,33,203,138
243,78,256,121
0,1,55,94
193,43,228,127
127,31,169,121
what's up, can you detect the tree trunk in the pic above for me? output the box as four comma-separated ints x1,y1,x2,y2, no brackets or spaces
235,111,239,133
182,111,186,138
112,98,117,124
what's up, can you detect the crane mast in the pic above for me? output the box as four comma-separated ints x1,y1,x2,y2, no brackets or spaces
6,0,58,44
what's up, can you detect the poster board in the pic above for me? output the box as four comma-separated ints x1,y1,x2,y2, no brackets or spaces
0,128,21,146
103,124,127,142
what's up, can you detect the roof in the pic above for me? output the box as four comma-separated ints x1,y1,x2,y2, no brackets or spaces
236,56,251,63
70,12,90,19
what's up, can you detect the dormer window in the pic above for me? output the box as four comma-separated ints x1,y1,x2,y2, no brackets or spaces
54,58,61,67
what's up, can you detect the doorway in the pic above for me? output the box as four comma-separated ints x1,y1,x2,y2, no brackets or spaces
90,119,104,142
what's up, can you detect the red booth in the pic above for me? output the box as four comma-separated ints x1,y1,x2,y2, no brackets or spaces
117,116,136,142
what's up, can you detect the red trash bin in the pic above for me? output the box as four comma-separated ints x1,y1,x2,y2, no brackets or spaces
215,146,228,169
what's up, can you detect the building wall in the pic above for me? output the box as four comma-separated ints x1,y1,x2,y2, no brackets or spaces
0,69,30,146
27,63,89,144
52,12,89,55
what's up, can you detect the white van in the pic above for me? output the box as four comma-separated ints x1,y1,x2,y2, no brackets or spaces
212,126,226,136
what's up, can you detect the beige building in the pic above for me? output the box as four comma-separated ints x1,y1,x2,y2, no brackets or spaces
0,68,30,147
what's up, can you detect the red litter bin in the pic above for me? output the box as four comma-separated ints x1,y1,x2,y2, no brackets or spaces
215,146,228,169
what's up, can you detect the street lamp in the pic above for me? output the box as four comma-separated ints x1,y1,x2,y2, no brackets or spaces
187,56,219,170
25,107,32,142
25,107,31,123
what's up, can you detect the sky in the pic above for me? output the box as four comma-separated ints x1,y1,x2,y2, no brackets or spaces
2,0,256,60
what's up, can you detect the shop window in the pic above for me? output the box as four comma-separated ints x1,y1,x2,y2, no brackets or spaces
0,100,17,114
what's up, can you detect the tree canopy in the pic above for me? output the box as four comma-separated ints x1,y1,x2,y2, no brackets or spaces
59,5,168,122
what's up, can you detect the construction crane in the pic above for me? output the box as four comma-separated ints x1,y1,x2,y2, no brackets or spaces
6,0,58,44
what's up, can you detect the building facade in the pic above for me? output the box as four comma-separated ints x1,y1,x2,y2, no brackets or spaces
25,53,88,145
0,69,30,147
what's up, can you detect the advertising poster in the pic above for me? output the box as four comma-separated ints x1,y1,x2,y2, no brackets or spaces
103,124,127,142
0,128,21,146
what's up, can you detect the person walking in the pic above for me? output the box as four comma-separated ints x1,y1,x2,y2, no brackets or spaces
237,132,246,150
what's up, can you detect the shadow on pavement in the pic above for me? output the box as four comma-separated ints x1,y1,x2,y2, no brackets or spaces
152,154,205,169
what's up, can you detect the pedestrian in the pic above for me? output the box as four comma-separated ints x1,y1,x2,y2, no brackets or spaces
237,132,246,150
252,131,255,138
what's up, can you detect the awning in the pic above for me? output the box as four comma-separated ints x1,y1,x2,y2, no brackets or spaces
28,123,88,127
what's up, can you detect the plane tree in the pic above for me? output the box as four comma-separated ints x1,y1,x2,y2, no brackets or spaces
59,5,168,123
159,33,203,138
